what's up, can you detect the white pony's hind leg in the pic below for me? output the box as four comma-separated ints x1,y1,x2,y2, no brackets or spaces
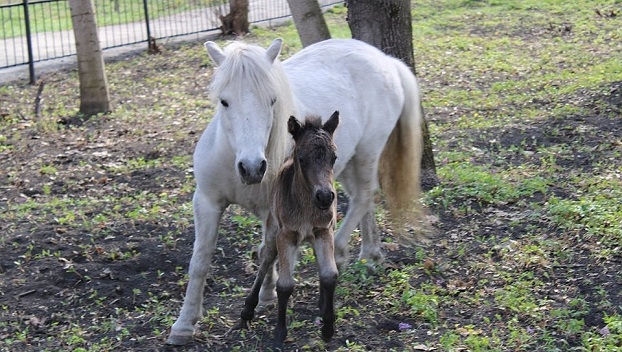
359,211,384,265
334,158,381,270
168,191,224,345
259,262,278,305
333,194,375,270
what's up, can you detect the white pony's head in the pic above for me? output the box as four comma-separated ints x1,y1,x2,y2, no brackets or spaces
204,39,291,185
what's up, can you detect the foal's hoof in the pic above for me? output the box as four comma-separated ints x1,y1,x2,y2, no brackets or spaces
234,319,251,330
321,324,335,342
224,319,252,337
166,331,194,346
272,341,285,351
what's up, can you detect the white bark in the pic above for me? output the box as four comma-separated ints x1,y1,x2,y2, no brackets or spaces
69,0,111,115
287,0,331,47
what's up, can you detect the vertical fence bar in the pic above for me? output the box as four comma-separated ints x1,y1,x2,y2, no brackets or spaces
22,0,35,83
142,0,151,47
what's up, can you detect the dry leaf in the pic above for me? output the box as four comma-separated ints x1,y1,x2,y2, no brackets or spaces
383,242,400,251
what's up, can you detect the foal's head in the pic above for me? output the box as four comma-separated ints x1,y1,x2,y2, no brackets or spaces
288,111,339,210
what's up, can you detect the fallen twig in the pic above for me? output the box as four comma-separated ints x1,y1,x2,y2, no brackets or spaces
15,289,36,300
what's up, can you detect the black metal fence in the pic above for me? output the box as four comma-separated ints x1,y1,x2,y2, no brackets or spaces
0,0,341,81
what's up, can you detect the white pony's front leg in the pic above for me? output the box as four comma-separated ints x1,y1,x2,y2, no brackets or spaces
168,190,224,345
257,214,279,305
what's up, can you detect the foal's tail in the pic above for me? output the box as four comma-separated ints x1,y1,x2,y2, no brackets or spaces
378,60,428,243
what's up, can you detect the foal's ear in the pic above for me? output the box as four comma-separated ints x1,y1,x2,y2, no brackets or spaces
288,115,302,139
204,41,226,66
266,38,283,63
323,111,339,136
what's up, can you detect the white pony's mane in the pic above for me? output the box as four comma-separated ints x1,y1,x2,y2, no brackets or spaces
209,42,295,185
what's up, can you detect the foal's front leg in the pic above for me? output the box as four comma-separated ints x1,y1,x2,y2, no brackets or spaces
312,228,338,342
274,229,298,351
239,233,278,328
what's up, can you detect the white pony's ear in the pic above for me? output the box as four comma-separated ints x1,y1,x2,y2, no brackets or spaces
266,38,283,63
204,41,226,66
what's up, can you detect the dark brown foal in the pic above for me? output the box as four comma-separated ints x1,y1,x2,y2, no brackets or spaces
238,111,340,351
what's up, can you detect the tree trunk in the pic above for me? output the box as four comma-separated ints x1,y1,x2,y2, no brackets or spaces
287,0,331,47
347,0,438,189
220,0,249,36
68,0,111,116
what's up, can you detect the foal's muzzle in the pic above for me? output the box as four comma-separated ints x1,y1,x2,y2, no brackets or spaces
238,158,267,184
314,188,335,210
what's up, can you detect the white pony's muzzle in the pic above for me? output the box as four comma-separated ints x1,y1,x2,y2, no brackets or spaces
237,157,267,184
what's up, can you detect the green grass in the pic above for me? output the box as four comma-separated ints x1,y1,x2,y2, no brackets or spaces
428,163,550,206
546,180,622,257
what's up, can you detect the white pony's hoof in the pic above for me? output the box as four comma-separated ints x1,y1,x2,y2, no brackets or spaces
257,298,277,313
359,249,384,266
334,247,350,272
258,289,278,308
259,286,277,305
166,330,194,345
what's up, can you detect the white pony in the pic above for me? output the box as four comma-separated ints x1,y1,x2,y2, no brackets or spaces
167,38,424,345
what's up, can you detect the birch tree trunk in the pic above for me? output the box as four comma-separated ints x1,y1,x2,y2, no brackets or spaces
68,0,111,116
287,0,331,47
348,0,438,189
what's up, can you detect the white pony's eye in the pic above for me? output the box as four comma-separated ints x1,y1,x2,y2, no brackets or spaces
220,99,229,108
270,97,277,106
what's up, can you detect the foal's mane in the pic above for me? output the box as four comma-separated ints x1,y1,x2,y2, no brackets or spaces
209,42,295,184
292,116,333,151
298,115,323,131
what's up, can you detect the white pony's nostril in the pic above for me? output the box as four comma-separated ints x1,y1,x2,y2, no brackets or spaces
238,161,248,178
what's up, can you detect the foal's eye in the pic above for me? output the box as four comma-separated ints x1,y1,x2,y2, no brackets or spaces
220,99,229,108
270,97,277,106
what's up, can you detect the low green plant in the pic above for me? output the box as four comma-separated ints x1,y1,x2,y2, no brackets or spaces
581,313,622,350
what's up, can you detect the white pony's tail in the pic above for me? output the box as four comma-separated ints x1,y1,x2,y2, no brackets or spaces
378,60,428,243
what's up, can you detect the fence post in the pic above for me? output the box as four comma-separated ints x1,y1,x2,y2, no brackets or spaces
23,0,35,84
142,0,151,48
